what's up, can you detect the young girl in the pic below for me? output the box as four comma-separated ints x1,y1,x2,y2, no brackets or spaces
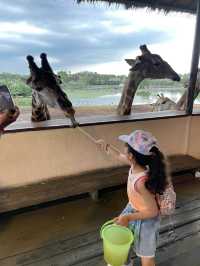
97,130,169,266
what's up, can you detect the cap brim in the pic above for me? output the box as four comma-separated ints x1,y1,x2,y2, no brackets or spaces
118,135,129,143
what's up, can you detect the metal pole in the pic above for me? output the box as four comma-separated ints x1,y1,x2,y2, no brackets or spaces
186,0,200,114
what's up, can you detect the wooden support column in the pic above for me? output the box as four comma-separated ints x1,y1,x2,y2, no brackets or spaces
186,0,200,114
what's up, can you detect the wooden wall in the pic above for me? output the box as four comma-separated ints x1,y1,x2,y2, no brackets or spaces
0,117,190,188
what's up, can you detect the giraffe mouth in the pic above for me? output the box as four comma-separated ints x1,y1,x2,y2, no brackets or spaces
71,118,79,128
172,74,180,82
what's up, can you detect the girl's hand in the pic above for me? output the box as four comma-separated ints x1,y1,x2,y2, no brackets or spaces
95,139,109,153
114,215,130,227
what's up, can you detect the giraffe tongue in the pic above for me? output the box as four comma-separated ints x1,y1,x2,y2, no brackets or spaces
70,117,79,128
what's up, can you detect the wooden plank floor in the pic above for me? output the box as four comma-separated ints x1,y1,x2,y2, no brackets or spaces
0,174,200,265
1,154,200,214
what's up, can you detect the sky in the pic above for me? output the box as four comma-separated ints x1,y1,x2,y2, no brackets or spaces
0,0,196,75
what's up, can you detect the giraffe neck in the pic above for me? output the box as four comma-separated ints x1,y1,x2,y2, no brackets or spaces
117,71,144,115
177,70,200,110
31,91,50,122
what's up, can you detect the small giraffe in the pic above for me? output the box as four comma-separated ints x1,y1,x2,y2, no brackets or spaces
152,94,177,112
176,69,200,110
117,45,180,115
26,53,78,127
153,70,200,111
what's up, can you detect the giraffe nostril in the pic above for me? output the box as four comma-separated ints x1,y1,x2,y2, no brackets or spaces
173,74,180,82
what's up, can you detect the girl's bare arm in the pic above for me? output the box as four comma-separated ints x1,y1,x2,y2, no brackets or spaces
95,139,129,164
116,182,158,226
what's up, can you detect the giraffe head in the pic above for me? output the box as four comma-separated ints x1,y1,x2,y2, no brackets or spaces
125,45,180,81
152,93,177,112
26,54,78,127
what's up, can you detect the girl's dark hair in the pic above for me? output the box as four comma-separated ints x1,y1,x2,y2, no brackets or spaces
126,144,168,194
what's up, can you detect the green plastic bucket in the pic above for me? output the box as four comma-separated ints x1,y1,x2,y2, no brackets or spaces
100,220,134,266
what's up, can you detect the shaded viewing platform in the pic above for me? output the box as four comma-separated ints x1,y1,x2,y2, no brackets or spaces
1,172,200,265
2,0,200,265
1,113,200,265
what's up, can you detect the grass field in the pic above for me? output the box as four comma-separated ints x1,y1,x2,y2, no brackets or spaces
13,88,121,107
13,87,186,108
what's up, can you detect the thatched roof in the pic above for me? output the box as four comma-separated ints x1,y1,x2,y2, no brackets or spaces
77,0,198,14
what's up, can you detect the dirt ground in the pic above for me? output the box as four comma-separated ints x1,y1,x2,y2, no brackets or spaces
15,103,200,122
17,104,153,121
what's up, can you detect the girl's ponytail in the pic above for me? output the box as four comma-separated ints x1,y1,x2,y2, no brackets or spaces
146,146,168,194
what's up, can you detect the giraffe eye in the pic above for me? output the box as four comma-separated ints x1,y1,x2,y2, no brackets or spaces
154,62,161,66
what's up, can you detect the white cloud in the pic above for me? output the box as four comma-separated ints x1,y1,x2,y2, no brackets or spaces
0,21,49,35
18,55,60,64
0,44,14,51
105,8,194,34
70,61,130,75
101,20,138,34
0,2,25,14
44,56,61,64
34,55,61,65
0,2,197,75
0,33,50,47
79,9,196,75
0,21,51,48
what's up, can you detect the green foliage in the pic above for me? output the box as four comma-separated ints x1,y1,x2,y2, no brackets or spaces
138,76,186,90
0,73,31,97
15,97,32,107
57,71,126,87
0,71,189,108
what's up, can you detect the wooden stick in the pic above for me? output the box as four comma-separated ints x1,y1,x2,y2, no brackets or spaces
77,126,121,153
77,126,97,143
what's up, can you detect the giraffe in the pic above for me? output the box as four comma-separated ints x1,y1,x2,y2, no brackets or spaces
152,69,200,111
117,45,180,115
152,93,177,112
26,53,79,127
176,69,200,110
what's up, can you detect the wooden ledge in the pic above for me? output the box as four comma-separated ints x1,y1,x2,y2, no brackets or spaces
4,111,187,134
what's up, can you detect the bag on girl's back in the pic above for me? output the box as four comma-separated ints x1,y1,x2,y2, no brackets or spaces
156,182,176,216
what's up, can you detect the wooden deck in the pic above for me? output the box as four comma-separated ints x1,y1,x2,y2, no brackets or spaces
1,173,200,266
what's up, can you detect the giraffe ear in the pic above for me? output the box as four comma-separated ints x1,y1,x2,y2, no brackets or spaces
140,44,151,55
125,59,136,66
125,57,142,66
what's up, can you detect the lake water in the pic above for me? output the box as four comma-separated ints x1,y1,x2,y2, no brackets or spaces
71,89,200,106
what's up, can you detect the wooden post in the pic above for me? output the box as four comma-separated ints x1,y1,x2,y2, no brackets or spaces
89,191,99,201
186,0,200,114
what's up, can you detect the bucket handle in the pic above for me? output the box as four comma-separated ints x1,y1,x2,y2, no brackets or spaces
100,219,115,238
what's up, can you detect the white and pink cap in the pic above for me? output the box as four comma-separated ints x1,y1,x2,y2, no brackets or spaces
118,130,159,156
